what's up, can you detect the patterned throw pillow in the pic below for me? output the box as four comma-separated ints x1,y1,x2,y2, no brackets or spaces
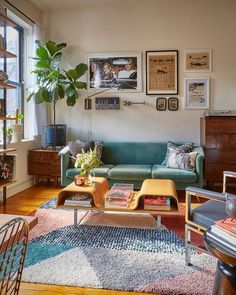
94,140,103,162
162,141,194,166
68,140,95,165
166,148,197,171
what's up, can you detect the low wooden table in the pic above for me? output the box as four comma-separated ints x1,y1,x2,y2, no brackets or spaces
57,178,179,230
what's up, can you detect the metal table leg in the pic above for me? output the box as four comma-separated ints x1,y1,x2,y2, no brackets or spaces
74,209,78,226
157,215,161,231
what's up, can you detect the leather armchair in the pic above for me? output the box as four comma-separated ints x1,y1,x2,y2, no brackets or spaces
185,171,236,266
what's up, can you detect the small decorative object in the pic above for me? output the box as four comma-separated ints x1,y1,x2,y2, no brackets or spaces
184,49,212,72
225,194,236,221
95,97,120,110
0,70,8,84
156,97,167,111
184,78,209,109
84,98,92,110
74,175,85,186
74,148,100,185
123,100,145,106
168,97,179,111
0,155,16,182
146,50,178,95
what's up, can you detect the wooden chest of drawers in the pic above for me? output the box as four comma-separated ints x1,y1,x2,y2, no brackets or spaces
200,117,236,186
28,149,61,186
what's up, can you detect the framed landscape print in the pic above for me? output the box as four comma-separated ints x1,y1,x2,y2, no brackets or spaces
184,78,210,109
184,49,212,72
146,50,178,95
87,52,142,92
156,97,167,111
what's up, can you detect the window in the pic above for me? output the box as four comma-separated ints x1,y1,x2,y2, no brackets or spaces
0,18,24,142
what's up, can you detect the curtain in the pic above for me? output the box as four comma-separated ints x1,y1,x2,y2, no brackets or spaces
25,23,48,139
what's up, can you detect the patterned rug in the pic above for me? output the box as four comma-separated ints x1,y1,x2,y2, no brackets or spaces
22,198,216,295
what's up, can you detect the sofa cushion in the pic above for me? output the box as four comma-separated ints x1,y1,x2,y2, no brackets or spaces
152,165,197,182
166,149,197,171
66,164,113,179
191,200,227,228
108,164,152,180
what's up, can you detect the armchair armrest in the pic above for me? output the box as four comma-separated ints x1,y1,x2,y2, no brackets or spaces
223,171,236,192
193,146,205,188
59,146,71,186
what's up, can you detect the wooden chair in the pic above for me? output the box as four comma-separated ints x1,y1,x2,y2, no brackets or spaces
0,218,29,294
185,171,236,265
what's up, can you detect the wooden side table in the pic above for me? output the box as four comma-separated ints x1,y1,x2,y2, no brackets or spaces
204,230,236,295
28,149,61,187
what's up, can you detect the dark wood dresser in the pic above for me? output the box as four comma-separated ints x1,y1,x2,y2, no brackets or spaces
200,116,236,187
28,149,61,187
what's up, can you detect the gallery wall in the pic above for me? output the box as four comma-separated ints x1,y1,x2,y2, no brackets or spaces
43,0,236,143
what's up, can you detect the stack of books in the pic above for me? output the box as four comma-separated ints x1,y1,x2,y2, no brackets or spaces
208,218,236,252
105,183,133,208
144,196,171,211
64,193,93,207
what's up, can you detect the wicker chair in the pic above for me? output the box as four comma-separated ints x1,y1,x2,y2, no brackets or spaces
185,171,236,265
0,218,29,294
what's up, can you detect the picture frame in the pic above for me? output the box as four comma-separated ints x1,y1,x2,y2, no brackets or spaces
184,49,212,72
156,97,167,111
87,52,142,92
146,50,178,95
168,97,178,111
184,78,210,109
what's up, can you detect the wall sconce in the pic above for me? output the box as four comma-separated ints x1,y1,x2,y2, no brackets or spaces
123,100,146,106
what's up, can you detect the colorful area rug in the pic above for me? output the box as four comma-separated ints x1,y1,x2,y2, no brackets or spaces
22,198,216,295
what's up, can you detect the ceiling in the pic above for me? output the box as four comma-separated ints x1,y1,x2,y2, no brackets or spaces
29,0,125,11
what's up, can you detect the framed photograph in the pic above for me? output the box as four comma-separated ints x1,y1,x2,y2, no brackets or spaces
146,50,178,95
184,49,212,72
87,52,142,92
168,97,178,111
156,97,167,111
184,78,210,109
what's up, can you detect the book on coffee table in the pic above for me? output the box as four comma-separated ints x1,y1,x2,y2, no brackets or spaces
105,183,134,208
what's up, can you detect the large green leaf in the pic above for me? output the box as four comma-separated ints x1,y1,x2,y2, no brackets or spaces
42,89,53,103
47,70,60,79
66,69,79,81
74,81,87,89
35,40,45,48
35,88,45,103
46,40,67,56
75,63,88,78
51,52,62,69
57,84,65,99
36,47,50,61
65,84,76,97
36,60,50,68
66,94,77,106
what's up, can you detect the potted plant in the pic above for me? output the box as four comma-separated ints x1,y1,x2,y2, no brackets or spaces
5,126,13,144
27,40,88,148
11,113,24,143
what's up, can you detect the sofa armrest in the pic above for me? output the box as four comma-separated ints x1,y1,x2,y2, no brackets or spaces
59,146,71,186
193,146,205,188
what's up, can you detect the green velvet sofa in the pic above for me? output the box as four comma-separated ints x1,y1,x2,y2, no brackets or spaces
59,141,205,190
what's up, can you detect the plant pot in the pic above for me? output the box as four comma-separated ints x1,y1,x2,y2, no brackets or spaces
42,124,66,148
11,124,23,143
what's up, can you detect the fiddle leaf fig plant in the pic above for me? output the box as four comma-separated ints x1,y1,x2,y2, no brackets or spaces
27,40,88,124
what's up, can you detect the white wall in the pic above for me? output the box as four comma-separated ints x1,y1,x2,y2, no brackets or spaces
43,0,236,143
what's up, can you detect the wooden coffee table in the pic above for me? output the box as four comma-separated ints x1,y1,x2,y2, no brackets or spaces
57,178,179,230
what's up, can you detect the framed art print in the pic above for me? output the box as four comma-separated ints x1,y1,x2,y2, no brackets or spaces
156,97,167,111
184,78,210,109
87,52,142,92
184,49,212,72
146,50,178,95
168,97,178,111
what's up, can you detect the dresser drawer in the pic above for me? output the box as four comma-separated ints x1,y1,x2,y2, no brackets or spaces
205,118,236,134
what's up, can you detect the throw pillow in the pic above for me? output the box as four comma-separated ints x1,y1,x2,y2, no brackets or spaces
166,148,197,171
162,141,194,166
94,140,103,162
68,140,95,166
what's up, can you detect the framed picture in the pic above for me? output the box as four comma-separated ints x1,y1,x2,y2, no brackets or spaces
168,97,178,111
156,97,167,111
184,78,210,109
146,50,178,95
87,52,142,92
184,49,212,72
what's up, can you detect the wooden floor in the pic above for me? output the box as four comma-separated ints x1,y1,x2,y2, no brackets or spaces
0,184,153,295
